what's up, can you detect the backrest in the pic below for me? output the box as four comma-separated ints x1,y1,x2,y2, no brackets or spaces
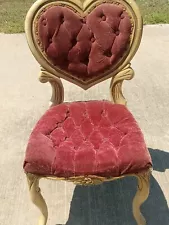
25,0,142,90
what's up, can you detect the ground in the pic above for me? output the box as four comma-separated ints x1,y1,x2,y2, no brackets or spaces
0,0,169,33
0,25,169,225
0,0,169,224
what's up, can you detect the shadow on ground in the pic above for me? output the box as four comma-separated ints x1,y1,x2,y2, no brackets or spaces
58,149,169,225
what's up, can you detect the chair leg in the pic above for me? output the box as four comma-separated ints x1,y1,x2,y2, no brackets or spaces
26,173,48,225
132,170,151,225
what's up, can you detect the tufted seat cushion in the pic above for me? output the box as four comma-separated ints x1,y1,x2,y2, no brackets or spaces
24,101,152,178
38,3,132,80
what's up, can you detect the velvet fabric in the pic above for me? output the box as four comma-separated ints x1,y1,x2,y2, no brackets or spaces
24,101,152,177
38,3,131,80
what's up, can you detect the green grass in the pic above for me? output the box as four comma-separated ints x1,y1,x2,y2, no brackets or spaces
136,0,169,24
0,0,169,33
0,0,34,33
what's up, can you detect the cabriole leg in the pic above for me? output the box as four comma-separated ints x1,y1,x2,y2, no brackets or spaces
132,170,151,225
26,173,48,225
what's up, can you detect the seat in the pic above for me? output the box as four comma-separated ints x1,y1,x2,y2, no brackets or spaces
24,101,151,178
24,0,153,224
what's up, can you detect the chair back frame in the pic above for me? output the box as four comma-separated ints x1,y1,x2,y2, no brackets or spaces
25,0,143,105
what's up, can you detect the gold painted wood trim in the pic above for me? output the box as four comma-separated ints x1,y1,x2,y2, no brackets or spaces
39,68,64,106
133,170,151,225
110,63,134,105
26,169,151,225
26,168,152,186
27,173,48,225
25,0,143,90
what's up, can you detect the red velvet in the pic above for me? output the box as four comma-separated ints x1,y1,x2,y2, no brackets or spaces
24,101,152,177
38,3,131,80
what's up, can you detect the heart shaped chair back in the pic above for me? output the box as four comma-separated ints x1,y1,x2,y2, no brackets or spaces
25,0,142,90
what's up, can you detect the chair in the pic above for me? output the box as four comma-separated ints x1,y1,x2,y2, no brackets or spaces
24,0,152,224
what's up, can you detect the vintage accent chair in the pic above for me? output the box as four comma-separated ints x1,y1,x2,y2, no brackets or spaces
24,0,152,224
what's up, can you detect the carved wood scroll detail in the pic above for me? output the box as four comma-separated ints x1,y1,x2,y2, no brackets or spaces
136,170,151,191
110,64,134,105
39,68,64,107
68,176,103,186
29,169,151,187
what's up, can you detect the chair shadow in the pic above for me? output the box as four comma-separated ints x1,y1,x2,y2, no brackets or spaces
60,149,169,225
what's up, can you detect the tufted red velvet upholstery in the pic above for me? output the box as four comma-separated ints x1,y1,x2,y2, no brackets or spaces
38,3,132,80
24,101,152,177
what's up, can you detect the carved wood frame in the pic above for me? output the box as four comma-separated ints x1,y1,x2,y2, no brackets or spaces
26,169,151,225
25,0,143,105
24,1,152,225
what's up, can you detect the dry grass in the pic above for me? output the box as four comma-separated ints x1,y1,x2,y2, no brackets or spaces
0,0,169,33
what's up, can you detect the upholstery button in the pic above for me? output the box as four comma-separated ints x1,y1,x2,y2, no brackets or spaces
91,34,95,42
91,37,95,42
49,38,52,43
83,57,89,65
116,30,120,36
102,15,106,21
104,49,112,57
81,18,86,23
121,14,125,19
72,38,77,46
42,20,47,26
60,15,64,24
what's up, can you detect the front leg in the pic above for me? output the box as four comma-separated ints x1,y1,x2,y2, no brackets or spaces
132,170,151,225
26,173,48,225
